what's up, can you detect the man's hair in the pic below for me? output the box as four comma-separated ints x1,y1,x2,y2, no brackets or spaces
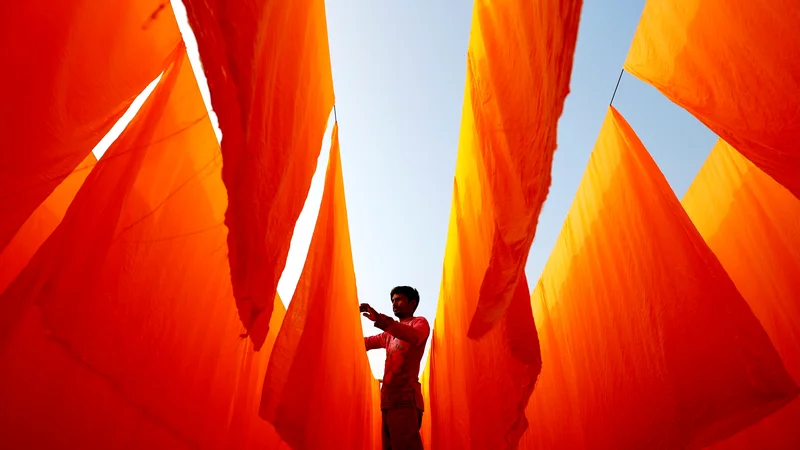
390,286,420,311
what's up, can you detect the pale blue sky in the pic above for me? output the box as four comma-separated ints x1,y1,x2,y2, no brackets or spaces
314,0,718,376
96,0,719,377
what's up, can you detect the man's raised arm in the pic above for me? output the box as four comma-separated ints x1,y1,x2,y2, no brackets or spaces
375,315,429,346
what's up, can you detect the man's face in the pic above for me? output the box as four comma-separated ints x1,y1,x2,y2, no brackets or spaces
391,293,415,319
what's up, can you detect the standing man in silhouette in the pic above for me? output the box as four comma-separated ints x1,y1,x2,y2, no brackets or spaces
361,286,430,450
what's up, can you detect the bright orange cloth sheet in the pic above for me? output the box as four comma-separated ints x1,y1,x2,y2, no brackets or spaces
517,107,798,450
625,0,800,200
427,80,542,449
465,0,583,338
181,0,335,350
0,153,95,295
0,45,288,449
420,354,432,448
0,0,180,253
684,140,800,449
260,124,381,449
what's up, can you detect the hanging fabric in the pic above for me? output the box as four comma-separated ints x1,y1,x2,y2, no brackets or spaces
464,0,583,338
0,45,288,450
625,0,800,199
0,153,95,295
517,107,798,450
683,140,800,449
260,123,381,450
181,0,336,350
427,78,542,449
0,0,181,253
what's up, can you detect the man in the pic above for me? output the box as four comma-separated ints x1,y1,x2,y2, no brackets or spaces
361,286,430,450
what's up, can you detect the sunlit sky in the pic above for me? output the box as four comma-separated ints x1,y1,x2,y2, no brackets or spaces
94,0,718,378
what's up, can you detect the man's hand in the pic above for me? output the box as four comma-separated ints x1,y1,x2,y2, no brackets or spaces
360,303,378,321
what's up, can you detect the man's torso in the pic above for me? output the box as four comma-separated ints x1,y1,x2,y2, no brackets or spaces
381,316,429,410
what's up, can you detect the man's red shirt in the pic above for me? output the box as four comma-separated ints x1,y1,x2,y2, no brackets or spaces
365,315,430,410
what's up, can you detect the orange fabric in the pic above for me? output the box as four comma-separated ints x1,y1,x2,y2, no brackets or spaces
182,0,335,350
0,153,95,295
0,0,180,253
427,81,542,449
517,107,798,450
419,354,432,448
466,0,582,338
625,0,800,200
371,375,384,445
259,124,379,449
683,140,800,449
0,45,287,450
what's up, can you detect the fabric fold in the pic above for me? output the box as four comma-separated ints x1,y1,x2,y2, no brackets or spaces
0,153,96,296
0,45,287,450
464,0,583,339
259,124,379,450
0,0,180,253
683,140,800,449
518,107,798,450
427,77,542,449
625,0,800,199
181,0,336,350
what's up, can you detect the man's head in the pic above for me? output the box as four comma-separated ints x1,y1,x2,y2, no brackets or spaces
390,286,420,319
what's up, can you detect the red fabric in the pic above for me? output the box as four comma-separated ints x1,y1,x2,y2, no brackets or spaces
0,0,180,253
517,107,798,450
259,124,380,450
0,153,95,295
0,45,288,450
684,140,800,449
466,0,583,338
181,0,335,350
365,316,430,410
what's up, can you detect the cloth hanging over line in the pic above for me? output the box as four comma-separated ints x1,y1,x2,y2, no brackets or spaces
465,0,583,339
0,44,289,450
625,0,800,200
0,0,180,254
0,153,95,296
427,76,542,450
181,0,335,350
517,107,798,450
260,123,381,450
425,0,584,445
683,140,800,450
